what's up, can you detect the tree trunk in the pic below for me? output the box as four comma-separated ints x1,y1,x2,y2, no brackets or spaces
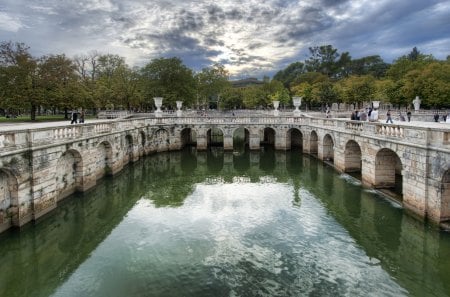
64,107,69,119
30,104,36,121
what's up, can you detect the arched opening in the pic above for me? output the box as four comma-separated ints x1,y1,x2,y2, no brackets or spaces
97,141,113,178
323,134,334,162
440,170,450,221
288,128,303,150
207,127,224,148
55,149,83,200
374,148,403,200
153,129,170,152
0,169,18,229
125,134,134,164
181,128,196,149
233,127,250,153
140,131,146,147
262,127,275,147
344,140,362,174
310,131,318,156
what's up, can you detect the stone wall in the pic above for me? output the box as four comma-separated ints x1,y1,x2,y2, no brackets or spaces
0,116,449,233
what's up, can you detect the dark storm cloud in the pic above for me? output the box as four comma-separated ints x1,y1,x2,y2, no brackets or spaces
1,0,449,77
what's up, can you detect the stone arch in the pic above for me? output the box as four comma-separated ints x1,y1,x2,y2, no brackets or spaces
180,128,196,148
323,134,334,162
344,140,362,173
374,148,403,199
55,149,83,200
152,128,170,152
440,170,450,221
310,131,318,155
0,168,19,228
124,134,134,164
233,127,250,151
207,127,224,147
140,130,146,147
287,128,303,150
97,141,113,178
262,127,275,146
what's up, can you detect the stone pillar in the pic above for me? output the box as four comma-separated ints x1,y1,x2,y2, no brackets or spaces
249,133,260,150
223,135,233,151
275,129,287,150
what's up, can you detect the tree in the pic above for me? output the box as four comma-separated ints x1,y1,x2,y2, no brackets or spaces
338,75,376,107
195,63,230,110
305,45,340,77
140,57,196,109
0,41,39,120
38,54,80,116
273,62,305,87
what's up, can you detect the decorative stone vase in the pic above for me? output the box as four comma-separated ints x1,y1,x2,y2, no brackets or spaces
372,101,380,109
413,96,421,112
176,100,183,117
154,97,163,118
273,100,280,117
292,97,302,117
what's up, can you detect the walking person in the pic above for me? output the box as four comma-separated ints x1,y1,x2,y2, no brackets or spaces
406,109,412,122
434,111,440,122
70,110,78,124
386,109,393,124
79,109,85,123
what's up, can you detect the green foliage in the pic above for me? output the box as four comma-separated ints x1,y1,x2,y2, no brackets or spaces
140,57,196,109
195,63,230,109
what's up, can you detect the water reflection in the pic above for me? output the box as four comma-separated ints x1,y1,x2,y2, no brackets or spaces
0,149,449,297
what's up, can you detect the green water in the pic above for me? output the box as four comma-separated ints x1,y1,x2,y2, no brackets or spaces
1,148,450,297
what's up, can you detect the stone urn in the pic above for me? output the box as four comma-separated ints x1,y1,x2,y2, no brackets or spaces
176,100,183,117
154,97,163,118
292,96,302,117
413,96,421,112
273,100,280,117
372,101,380,109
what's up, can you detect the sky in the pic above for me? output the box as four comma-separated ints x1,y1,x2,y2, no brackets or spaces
1,0,449,78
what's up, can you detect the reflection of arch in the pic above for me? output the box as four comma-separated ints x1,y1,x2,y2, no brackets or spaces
344,140,361,173
207,127,224,147
262,127,275,146
207,149,224,173
55,149,83,200
260,145,275,173
233,127,249,152
310,131,318,155
374,148,403,199
440,170,450,221
0,168,19,226
288,128,303,150
181,128,196,148
323,134,334,162
97,141,113,178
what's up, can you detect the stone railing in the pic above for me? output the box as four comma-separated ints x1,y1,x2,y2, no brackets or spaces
1,115,449,155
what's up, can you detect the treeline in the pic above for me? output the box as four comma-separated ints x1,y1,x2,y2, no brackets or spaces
0,41,449,120
273,45,450,110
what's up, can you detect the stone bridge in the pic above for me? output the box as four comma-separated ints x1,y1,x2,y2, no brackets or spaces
0,115,449,233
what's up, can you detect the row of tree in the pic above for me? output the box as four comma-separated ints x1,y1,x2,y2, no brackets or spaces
273,45,450,110
1,41,449,120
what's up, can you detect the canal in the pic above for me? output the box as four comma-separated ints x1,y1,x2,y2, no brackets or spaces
0,147,449,297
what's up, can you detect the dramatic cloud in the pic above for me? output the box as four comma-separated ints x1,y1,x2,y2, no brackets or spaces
1,0,449,77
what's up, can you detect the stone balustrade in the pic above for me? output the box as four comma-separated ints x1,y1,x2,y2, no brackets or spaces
1,116,449,155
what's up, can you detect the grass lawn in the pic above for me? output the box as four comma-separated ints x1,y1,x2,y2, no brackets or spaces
0,115,95,123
